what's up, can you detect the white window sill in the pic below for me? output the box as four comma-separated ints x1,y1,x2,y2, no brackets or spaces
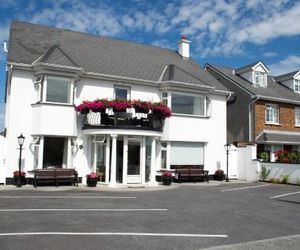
173,113,210,119
265,122,281,126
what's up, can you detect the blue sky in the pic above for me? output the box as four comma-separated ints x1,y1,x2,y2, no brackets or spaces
0,0,300,131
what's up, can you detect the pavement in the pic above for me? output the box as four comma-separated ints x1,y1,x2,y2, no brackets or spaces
0,181,299,250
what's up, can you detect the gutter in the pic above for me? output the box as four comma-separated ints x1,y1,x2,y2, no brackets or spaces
256,95,300,106
248,96,259,142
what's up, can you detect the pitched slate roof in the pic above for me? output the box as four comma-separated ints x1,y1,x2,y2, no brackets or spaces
274,70,299,82
207,64,300,103
8,21,228,92
256,130,300,144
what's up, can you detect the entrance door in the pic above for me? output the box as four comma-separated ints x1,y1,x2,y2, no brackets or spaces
127,140,142,184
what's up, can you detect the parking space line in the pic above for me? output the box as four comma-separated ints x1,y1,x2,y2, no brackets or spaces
0,232,228,238
221,184,271,192
0,208,167,212
0,196,136,199
270,191,300,199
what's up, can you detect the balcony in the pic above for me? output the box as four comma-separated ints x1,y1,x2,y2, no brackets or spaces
82,111,165,131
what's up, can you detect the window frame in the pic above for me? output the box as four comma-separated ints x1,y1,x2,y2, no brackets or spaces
114,85,131,100
295,107,300,127
41,75,74,104
170,92,207,117
254,71,266,87
265,103,279,124
294,79,300,93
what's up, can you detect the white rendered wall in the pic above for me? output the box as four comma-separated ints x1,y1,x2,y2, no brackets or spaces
0,136,6,184
163,94,227,174
75,78,160,104
32,104,77,136
260,162,300,184
5,70,36,179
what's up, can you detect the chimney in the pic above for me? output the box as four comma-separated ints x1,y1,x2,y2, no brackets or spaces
178,35,190,58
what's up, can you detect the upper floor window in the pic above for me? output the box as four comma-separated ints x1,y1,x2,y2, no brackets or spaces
295,107,300,126
254,71,266,87
294,80,300,93
265,104,279,124
171,93,210,116
114,86,130,100
46,76,72,103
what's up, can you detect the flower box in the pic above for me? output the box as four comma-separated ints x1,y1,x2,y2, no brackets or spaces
161,171,172,185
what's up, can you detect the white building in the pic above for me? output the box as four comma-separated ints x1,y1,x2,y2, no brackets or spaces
3,21,231,186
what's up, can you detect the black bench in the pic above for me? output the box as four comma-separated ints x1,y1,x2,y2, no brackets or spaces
30,168,78,187
175,167,209,183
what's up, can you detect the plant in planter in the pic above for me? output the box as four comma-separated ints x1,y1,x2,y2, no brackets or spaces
131,100,150,113
150,102,172,118
213,169,224,181
13,170,26,186
110,99,132,113
275,150,290,163
161,170,172,185
88,100,107,113
259,152,269,162
86,172,98,187
75,101,90,114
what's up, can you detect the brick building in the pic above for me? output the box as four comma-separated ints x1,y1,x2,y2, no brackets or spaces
205,62,300,160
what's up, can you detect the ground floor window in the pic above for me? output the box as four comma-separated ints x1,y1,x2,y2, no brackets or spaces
31,136,72,169
43,137,67,168
161,142,167,169
170,142,204,169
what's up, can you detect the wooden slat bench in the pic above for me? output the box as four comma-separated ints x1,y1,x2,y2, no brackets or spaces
30,168,78,188
175,167,209,183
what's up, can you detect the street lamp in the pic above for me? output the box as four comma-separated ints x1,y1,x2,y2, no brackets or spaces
17,133,25,188
224,143,231,182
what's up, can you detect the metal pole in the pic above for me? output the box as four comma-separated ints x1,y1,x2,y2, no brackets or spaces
17,145,23,188
226,149,229,182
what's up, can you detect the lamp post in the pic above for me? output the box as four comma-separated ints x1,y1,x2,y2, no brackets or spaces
224,143,231,182
17,134,25,188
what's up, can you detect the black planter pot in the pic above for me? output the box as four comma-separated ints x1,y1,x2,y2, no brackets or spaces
91,108,106,113
13,176,26,186
80,109,89,115
213,175,224,181
86,178,97,187
113,108,127,113
162,177,172,185
134,107,149,114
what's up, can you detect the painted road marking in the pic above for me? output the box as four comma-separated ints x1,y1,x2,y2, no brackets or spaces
0,208,167,212
270,191,300,199
0,232,228,238
221,184,271,192
0,196,136,199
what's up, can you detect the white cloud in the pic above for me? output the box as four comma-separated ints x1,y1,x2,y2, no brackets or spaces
263,51,278,58
152,39,175,50
269,55,300,75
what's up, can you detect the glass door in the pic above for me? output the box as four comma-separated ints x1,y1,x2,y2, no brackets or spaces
127,140,142,184
95,144,106,182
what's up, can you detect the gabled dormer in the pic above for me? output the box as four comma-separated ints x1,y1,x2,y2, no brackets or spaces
235,61,269,87
274,70,300,94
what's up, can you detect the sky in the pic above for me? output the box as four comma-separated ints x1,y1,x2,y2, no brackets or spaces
0,0,300,131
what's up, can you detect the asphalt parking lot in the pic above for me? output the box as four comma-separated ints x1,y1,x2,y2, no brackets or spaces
0,182,299,250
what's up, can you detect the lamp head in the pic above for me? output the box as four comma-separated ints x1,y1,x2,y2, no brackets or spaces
18,133,25,146
224,143,231,151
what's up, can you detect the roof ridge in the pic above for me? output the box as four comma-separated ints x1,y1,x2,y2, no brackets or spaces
170,64,212,87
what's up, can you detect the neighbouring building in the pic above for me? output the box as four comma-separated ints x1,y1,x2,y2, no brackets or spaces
206,62,300,161
2,21,231,186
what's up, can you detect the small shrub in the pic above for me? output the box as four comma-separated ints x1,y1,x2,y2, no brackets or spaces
260,166,271,181
270,178,281,184
260,152,269,162
281,174,290,184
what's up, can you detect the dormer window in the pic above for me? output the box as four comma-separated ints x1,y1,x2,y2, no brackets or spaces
254,71,266,87
294,79,300,93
